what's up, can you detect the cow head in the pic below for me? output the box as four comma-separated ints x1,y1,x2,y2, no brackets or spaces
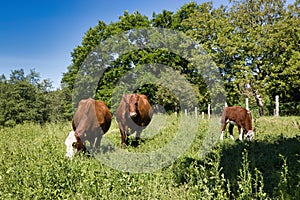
65,131,78,159
64,131,85,159
245,130,255,142
65,131,77,159
128,94,139,118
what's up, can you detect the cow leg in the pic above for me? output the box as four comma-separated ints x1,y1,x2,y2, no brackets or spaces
238,126,243,141
135,126,143,141
120,128,127,148
229,124,235,140
220,122,227,140
118,123,127,148
94,131,104,154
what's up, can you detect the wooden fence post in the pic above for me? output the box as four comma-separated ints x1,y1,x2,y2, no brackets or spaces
246,98,249,110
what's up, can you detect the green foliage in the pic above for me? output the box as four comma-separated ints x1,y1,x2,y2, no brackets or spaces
0,69,71,126
61,0,300,115
275,154,290,200
236,150,267,200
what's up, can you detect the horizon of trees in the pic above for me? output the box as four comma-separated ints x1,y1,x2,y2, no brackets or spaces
1,0,299,126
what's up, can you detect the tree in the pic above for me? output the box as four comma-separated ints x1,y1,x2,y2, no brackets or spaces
181,0,299,115
226,0,300,115
62,1,300,116
62,11,150,105
152,10,174,28
0,69,72,126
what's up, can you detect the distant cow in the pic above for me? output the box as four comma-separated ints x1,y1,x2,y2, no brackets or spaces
65,98,112,159
116,94,153,147
220,106,254,141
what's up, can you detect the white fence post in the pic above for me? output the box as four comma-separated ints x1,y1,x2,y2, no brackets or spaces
246,98,249,110
184,109,188,116
195,107,198,119
275,95,279,117
202,112,205,119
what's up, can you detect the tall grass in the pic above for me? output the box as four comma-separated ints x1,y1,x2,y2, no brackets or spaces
0,115,299,199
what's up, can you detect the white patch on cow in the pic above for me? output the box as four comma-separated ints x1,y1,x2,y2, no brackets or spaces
65,131,78,159
245,130,254,141
130,112,137,117
239,129,243,141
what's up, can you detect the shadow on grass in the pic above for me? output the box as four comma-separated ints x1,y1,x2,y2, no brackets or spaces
219,135,300,197
171,135,300,198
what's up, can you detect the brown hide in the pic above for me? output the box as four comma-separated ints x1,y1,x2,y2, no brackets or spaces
72,98,112,152
220,106,253,140
116,94,153,147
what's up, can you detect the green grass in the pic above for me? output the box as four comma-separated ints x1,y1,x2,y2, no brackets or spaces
0,115,299,199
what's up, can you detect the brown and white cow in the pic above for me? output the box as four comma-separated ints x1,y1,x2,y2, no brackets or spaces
116,94,153,147
65,98,112,159
220,106,254,141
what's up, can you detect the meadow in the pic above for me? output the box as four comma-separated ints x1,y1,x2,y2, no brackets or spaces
0,114,299,199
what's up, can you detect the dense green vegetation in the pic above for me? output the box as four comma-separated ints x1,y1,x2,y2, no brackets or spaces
0,115,299,199
0,69,72,126
62,0,300,115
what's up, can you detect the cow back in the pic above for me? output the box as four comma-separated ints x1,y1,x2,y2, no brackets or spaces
221,106,252,131
73,98,112,136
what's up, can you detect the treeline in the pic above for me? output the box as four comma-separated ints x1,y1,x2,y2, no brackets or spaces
1,0,299,126
0,69,72,126
62,0,300,116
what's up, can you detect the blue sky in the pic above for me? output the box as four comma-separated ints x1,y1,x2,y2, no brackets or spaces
0,0,294,89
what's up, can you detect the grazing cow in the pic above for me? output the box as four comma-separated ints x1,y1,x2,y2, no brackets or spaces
220,106,254,141
116,94,153,147
65,98,112,159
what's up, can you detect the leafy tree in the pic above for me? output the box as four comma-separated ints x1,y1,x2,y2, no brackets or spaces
62,0,300,116
45,88,73,122
0,69,71,126
181,0,299,115
152,10,174,28
62,12,150,106
62,21,108,91
225,0,300,115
